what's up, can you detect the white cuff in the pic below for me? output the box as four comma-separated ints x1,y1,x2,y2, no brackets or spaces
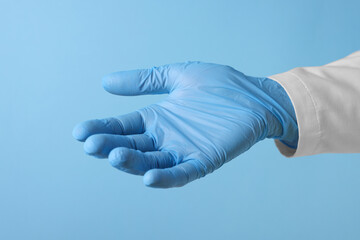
268,71,321,158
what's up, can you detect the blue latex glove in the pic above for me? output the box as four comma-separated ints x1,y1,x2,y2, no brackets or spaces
73,62,298,188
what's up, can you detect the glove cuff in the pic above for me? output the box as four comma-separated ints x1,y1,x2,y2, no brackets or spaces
250,77,299,149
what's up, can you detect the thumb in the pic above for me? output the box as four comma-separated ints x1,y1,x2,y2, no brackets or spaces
102,64,179,96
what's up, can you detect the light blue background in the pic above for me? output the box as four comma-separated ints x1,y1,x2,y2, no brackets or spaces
1,0,359,239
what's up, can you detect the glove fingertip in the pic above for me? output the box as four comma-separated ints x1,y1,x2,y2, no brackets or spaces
83,135,100,155
101,73,115,93
143,169,165,188
108,147,129,168
72,123,87,142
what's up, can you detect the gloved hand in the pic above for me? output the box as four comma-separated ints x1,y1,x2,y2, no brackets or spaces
73,62,298,188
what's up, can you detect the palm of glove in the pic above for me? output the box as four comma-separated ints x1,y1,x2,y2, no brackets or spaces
73,62,287,188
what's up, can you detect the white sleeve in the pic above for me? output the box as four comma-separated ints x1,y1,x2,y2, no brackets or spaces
268,51,360,157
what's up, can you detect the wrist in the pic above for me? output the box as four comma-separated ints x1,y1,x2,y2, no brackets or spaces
250,76,299,148
265,77,299,148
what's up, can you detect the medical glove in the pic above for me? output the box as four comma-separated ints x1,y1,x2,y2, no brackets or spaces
73,62,298,188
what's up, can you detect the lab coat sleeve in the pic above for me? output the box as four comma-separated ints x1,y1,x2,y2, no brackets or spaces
268,51,360,157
